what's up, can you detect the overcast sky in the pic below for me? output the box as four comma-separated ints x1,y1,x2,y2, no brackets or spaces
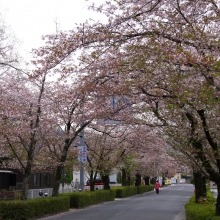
0,0,106,60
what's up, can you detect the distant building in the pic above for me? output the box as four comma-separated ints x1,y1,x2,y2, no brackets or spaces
0,168,55,191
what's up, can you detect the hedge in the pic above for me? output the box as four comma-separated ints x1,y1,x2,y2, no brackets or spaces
61,189,116,208
112,184,154,198
0,196,69,220
137,185,154,194
0,185,154,219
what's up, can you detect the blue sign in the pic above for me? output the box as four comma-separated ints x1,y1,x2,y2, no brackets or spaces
111,96,132,111
78,146,87,163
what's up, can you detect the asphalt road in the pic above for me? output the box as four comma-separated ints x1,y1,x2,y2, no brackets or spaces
38,184,194,220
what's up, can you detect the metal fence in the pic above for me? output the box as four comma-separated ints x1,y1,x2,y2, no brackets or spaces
27,183,122,199
28,188,53,199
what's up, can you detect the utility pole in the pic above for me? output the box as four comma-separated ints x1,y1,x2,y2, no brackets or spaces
79,128,85,192
79,14,86,188
80,23,85,192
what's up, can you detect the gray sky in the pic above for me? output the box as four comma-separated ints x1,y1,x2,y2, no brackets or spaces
0,0,106,60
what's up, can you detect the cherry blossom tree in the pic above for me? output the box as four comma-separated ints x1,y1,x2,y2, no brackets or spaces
0,11,45,200
85,124,134,189
21,0,220,214
85,121,171,188
83,1,220,214
0,69,49,200
0,11,21,164
41,82,92,196
82,0,220,211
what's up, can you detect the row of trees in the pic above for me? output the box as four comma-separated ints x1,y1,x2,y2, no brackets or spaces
1,0,220,215
84,123,175,190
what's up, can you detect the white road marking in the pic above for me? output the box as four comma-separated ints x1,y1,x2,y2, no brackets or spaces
116,211,124,215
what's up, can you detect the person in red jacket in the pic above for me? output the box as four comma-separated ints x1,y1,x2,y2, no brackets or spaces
155,180,161,194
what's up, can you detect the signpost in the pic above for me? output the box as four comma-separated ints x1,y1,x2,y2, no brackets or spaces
78,145,87,163
79,128,86,191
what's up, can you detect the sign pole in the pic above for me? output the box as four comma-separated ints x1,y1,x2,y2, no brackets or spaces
79,128,85,192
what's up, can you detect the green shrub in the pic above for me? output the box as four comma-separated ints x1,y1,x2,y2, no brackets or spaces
61,189,115,208
0,196,69,220
62,192,89,208
113,186,137,198
92,189,115,203
137,185,154,194
185,190,220,220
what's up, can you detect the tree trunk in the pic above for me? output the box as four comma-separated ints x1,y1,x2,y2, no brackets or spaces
116,172,121,183
135,173,141,186
143,176,150,185
121,168,127,186
162,177,165,186
21,175,30,200
127,174,131,186
101,175,110,190
202,176,207,196
90,179,95,191
215,181,220,215
90,177,95,191
150,177,156,184
89,171,97,191
21,160,32,200
52,165,62,196
193,171,206,202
